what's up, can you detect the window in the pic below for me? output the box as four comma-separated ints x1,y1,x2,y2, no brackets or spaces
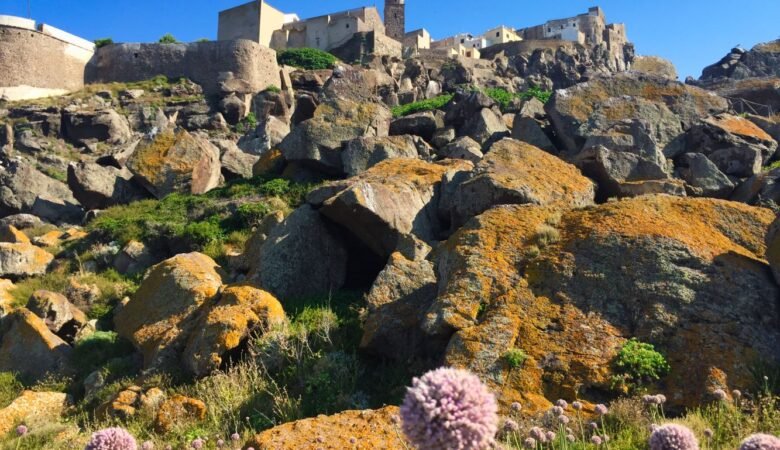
496,32,500,37
460,38,465,43
573,23,577,27
548,27,552,33
346,23,350,28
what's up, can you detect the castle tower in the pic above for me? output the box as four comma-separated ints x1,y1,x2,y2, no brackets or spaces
384,0,405,41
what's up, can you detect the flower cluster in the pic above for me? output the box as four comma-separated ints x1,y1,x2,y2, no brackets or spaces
739,433,780,450
649,424,699,450
85,427,138,450
400,367,498,450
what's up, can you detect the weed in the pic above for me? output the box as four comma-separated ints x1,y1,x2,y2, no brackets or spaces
504,349,528,369
611,338,670,392
277,48,337,70
392,94,454,118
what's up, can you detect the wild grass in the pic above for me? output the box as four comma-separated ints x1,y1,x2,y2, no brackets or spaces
392,94,454,118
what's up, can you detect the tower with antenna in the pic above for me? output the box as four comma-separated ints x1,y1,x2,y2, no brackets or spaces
384,0,405,41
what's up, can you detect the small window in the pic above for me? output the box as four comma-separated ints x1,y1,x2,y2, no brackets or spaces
561,25,564,30
496,32,500,37
460,38,465,43
573,23,576,27
346,23,350,28
548,27,552,33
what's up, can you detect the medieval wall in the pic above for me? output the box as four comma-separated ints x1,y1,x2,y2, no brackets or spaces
86,40,281,96
0,16,94,101
384,0,405,41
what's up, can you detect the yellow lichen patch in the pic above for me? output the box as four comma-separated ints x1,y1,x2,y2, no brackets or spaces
706,114,774,141
0,225,30,244
247,406,408,450
755,41,780,53
252,148,285,176
154,395,207,434
355,158,472,190
129,130,178,183
562,196,773,262
0,391,68,436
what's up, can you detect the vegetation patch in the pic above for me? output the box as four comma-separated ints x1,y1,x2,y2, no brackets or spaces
612,338,671,392
277,48,337,70
391,94,454,118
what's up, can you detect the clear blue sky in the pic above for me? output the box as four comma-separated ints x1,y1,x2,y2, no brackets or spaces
1,0,778,79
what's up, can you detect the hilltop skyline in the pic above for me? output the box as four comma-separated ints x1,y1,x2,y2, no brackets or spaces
0,0,778,79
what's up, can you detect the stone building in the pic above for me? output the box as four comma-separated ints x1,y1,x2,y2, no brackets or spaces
404,28,431,52
384,0,406,41
270,7,385,52
217,0,299,48
431,26,521,58
517,7,627,49
0,15,95,101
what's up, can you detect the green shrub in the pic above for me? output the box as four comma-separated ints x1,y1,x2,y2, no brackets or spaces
94,38,114,48
71,331,136,378
195,38,210,43
236,112,258,134
236,202,271,227
265,85,282,94
612,338,670,391
277,48,337,70
484,87,515,110
0,372,23,408
391,94,454,118
158,33,178,44
504,348,528,369
521,85,552,104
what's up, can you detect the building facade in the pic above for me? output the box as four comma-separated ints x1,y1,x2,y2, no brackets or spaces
517,6,627,49
217,0,299,48
431,26,521,58
384,0,406,42
270,7,385,52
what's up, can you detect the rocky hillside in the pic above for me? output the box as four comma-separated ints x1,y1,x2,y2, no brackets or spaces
0,42,779,449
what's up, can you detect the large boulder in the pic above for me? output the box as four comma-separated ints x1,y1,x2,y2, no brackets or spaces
279,99,392,175
360,252,439,360
423,196,779,410
246,406,408,450
62,109,133,147
250,205,348,301
67,162,145,210
183,284,285,377
0,309,71,381
443,139,595,229
309,158,472,259
0,391,68,436
126,130,222,199
675,152,735,198
114,253,224,370
547,73,729,154
389,111,445,142
686,114,778,178
699,40,780,81
0,243,54,278
0,164,82,223
632,56,678,79
341,135,423,177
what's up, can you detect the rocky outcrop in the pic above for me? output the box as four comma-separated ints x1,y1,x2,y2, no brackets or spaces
0,164,82,223
126,130,222,199
154,395,207,434
632,56,678,79
699,40,780,82
62,109,133,147
308,158,472,259
389,111,445,143
279,99,392,175
250,205,348,301
67,162,146,210
114,253,224,370
0,309,71,381
442,139,595,229
96,386,165,421
422,195,778,410
26,290,89,343
183,284,285,377
0,391,68,436
0,243,54,278
246,406,408,450
341,135,424,177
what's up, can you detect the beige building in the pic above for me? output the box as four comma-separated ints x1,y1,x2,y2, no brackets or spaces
517,6,627,49
270,7,385,52
404,28,431,52
483,26,522,45
431,26,520,59
217,0,299,48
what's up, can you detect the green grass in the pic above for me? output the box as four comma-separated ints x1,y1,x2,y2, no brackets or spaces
484,86,553,111
504,348,528,369
277,48,337,70
391,94,454,118
158,33,178,44
94,38,114,48
0,372,23,409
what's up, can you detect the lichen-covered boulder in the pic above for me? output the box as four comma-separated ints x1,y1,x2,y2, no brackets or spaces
127,130,222,199
95,386,165,421
154,395,207,434
250,205,347,301
279,99,392,175
632,56,678,79
62,109,133,147
26,290,89,343
0,164,82,224
114,252,224,369
183,284,285,376
443,139,595,229
0,391,68,436
0,309,71,381
0,243,54,278
423,195,778,411
67,162,145,210
0,279,14,316
309,158,472,259
0,225,30,244
246,406,408,450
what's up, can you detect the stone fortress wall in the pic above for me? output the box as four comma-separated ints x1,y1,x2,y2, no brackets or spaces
0,15,95,101
85,40,281,96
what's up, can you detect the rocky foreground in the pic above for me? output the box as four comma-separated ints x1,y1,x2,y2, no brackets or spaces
0,40,779,449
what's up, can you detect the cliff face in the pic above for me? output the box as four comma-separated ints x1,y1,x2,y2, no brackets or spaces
699,40,780,82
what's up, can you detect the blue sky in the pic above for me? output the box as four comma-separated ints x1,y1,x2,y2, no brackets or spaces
1,0,778,79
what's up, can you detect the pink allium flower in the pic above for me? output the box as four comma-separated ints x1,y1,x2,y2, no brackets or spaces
713,389,728,401
588,422,599,431
141,442,153,450
400,368,498,450
530,427,545,441
546,431,556,442
703,429,713,439
558,414,570,424
591,435,603,446
191,438,204,449
739,434,780,450
732,390,742,399
552,406,564,415
595,404,608,415
523,437,537,449
572,401,583,411
555,399,568,409
567,434,576,442
649,424,699,450
510,402,522,412
657,394,667,404
165,446,172,450
16,425,28,436
85,427,138,450
503,419,520,433
216,439,225,447
231,433,240,441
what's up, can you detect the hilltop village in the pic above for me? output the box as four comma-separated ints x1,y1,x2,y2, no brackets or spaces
0,0,779,449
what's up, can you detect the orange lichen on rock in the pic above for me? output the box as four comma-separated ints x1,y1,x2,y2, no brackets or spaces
245,406,409,450
704,114,774,141
154,395,207,434
0,390,68,436
0,225,30,244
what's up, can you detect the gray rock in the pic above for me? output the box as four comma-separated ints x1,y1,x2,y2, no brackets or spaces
675,153,735,198
27,290,89,343
439,136,484,163
389,111,445,142
0,243,54,278
67,162,146,211
341,135,421,176
238,116,290,155
0,164,82,223
576,145,674,199
250,205,348,300
62,109,133,147
460,108,510,148
511,116,556,153
0,214,43,231
220,149,260,180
